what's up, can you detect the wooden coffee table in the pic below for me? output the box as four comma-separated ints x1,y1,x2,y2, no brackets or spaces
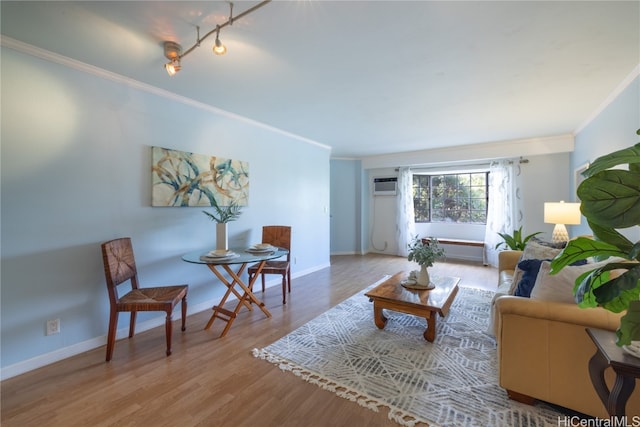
364,272,460,342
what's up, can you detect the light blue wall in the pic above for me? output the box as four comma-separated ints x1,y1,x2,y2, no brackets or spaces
571,75,640,240
0,46,330,374
329,159,361,254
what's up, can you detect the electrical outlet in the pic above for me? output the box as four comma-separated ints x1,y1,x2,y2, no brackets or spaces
46,318,60,336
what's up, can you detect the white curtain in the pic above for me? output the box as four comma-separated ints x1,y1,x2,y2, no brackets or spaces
484,160,518,267
396,167,415,257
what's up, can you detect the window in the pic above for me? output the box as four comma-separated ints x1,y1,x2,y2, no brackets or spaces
413,172,488,224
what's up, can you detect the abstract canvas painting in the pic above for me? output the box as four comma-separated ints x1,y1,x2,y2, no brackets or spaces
152,146,249,207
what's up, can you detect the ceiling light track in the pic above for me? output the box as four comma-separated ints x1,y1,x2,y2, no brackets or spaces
164,0,271,76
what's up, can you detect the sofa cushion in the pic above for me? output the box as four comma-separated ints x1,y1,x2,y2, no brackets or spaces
514,258,547,298
499,270,514,294
510,241,564,295
529,236,567,249
530,259,611,303
488,269,517,336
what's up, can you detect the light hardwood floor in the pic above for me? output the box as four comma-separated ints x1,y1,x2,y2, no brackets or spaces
1,254,497,427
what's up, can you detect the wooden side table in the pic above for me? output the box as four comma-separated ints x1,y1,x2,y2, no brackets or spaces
586,328,640,416
364,272,459,342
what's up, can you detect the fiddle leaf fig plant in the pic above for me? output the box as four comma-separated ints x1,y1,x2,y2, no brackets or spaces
550,130,640,346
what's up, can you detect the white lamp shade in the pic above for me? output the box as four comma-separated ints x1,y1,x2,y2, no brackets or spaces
544,202,581,225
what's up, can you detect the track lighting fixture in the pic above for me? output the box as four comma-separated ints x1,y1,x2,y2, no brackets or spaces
162,1,270,76
163,41,182,76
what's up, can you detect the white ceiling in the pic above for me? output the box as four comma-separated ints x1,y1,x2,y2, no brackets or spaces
1,1,638,158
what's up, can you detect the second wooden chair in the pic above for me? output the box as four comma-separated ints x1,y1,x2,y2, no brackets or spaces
248,226,292,304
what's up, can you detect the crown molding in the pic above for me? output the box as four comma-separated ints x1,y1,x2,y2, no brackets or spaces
0,36,331,152
574,64,640,135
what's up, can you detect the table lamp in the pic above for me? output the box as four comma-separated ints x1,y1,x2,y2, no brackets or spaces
544,201,581,243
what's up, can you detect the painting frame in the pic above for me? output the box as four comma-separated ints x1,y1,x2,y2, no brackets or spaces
151,146,249,207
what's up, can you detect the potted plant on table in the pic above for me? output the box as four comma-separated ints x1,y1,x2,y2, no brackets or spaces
202,198,242,251
550,132,640,347
407,236,446,288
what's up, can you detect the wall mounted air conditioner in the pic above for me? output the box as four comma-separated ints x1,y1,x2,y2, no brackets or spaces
373,177,398,196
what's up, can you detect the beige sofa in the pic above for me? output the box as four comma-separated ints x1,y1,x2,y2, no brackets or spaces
494,250,640,418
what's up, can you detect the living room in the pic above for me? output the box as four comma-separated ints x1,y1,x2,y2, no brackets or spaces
1,1,639,424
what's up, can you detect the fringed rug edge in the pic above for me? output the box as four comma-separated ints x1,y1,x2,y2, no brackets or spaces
252,348,434,427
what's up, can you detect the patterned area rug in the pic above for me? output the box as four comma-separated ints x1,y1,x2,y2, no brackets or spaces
253,277,566,427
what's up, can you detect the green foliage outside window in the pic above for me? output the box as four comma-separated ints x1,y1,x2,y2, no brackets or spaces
413,172,488,224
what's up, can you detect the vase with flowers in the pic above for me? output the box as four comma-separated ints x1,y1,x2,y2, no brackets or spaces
407,236,446,288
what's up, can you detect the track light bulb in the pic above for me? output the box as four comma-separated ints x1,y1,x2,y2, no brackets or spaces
213,36,227,55
165,60,181,76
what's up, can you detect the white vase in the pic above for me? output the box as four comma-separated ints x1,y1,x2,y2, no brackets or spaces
417,264,430,286
216,223,228,250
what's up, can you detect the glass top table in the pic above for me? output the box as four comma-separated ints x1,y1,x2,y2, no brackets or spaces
182,247,289,337
182,247,288,265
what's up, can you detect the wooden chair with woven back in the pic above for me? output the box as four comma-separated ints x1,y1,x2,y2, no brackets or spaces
101,237,188,361
247,226,292,304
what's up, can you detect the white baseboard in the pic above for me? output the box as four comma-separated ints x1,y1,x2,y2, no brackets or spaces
291,263,331,277
0,263,331,381
0,302,212,381
1,336,104,381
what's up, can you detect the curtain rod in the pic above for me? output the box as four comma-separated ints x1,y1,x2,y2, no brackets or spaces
395,157,529,172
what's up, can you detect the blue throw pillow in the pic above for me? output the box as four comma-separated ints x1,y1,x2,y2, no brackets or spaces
515,257,588,298
515,258,547,297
